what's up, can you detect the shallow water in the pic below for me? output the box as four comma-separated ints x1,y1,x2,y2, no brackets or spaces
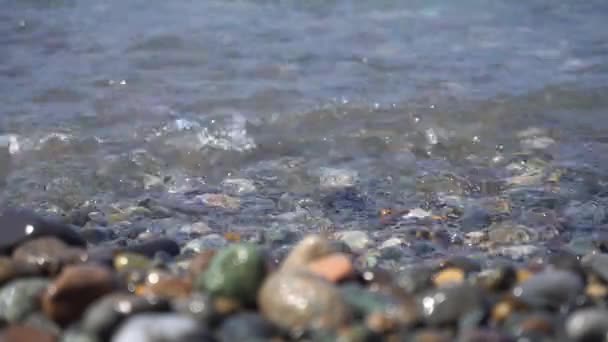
2,0,608,264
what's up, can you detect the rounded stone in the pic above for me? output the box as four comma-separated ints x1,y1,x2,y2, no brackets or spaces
281,235,334,271
113,253,152,273
566,308,608,342
306,253,354,283
417,284,484,326
120,238,180,258
258,271,351,331
0,257,40,285
110,313,214,342
197,244,266,306
335,230,372,251
81,293,170,340
0,324,57,342
217,312,279,341
42,265,116,325
512,270,584,310
182,234,227,255
0,208,85,254
0,278,50,322
12,237,87,275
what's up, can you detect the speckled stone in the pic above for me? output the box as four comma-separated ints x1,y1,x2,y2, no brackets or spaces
258,271,351,331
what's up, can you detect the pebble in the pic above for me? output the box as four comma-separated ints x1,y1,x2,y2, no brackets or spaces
379,237,404,249
182,234,227,254
42,265,116,325
566,308,608,342
81,294,170,340
197,244,266,306
196,193,241,210
318,167,358,189
487,222,537,244
258,270,351,331
0,278,50,322
113,253,152,273
432,267,465,287
582,253,608,283
0,208,85,254
417,284,484,326
136,276,192,299
120,238,180,258
281,234,334,271
221,178,257,195
216,312,279,341
110,313,213,342
0,324,57,342
12,237,87,275
0,257,39,285
306,253,354,283
335,230,372,251
512,270,584,310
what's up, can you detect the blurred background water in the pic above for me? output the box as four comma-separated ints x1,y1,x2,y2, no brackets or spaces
1,0,608,251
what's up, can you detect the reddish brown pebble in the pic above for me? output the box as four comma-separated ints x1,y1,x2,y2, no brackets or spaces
42,264,115,326
306,253,354,283
0,325,56,342
136,276,192,299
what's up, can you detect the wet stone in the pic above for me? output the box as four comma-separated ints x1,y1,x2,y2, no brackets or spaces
217,312,279,341
81,293,170,340
341,283,418,327
42,265,116,326
487,222,537,244
0,208,85,254
0,257,40,285
136,276,192,299
306,253,354,283
417,284,485,326
0,278,50,322
21,312,61,337
110,313,214,342
566,308,608,342
60,329,100,342
182,234,227,255
563,201,606,230
197,244,266,306
281,235,334,271
258,271,351,331
0,324,57,342
335,230,372,251
582,253,608,283
512,270,584,310
120,238,180,258
113,253,152,273
12,237,87,275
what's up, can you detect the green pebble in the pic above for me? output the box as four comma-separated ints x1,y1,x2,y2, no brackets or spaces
0,278,50,322
197,244,265,306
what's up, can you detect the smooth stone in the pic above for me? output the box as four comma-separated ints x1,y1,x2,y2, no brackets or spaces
21,312,61,336
221,178,257,195
379,238,404,249
487,222,537,244
136,276,192,299
60,329,100,342
171,293,218,324
113,253,152,273
433,268,465,287
341,283,418,326
110,313,213,342
281,235,334,271
217,312,279,341
475,267,517,292
12,237,87,275
182,234,227,254
196,193,240,210
418,284,484,326
121,238,180,258
179,222,212,236
0,208,85,254
512,270,584,310
81,294,170,340
258,271,351,331
439,256,482,274
396,266,434,294
42,265,116,325
563,201,606,230
318,167,358,189
0,257,39,285
79,227,113,244
188,250,216,279
494,245,541,260
582,253,608,283
306,253,354,283
0,324,57,342
335,230,371,251
0,278,50,322
197,244,265,306
566,308,608,342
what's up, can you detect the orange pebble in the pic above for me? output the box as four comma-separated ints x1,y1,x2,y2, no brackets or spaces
432,267,465,287
306,253,354,283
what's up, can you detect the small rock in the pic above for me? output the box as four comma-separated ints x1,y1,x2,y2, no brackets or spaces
110,313,213,342
79,227,113,244
405,208,432,219
113,253,152,273
121,238,180,258
81,294,170,340
0,324,57,342
187,250,216,279
136,276,192,299
335,230,371,251
178,222,212,236
512,270,584,310
196,193,240,210
182,234,227,255
217,312,279,341
12,237,87,275
197,244,266,306
432,268,465,287
319,167,358,189
582,253,608,283
0,208,85,254
488,222,537,244
258,271,351,331
60,329,100,342
566,308,608,342
563,201,606,230
281,235,334,271
221,178,257,195
306,253,354,283
418,284,484,326
0,278,50,322
379,237,404,249
42,265,116,325
495,245,540,260
21,312,61,336
0,257,39,285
